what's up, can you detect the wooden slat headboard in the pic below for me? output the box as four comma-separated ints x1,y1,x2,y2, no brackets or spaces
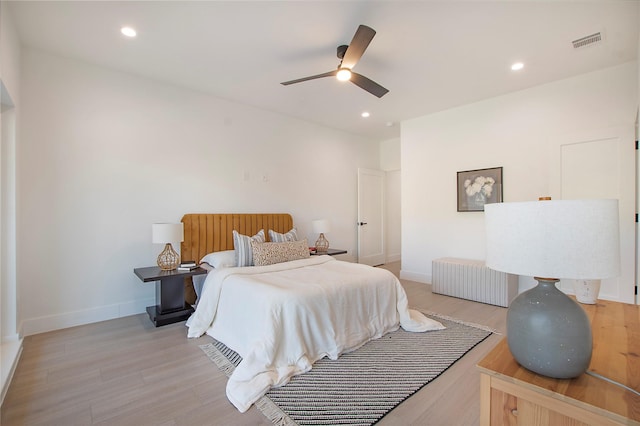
181,213,294,263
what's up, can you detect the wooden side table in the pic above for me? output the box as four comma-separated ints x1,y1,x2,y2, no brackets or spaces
477,299,640,425
134,266,207,327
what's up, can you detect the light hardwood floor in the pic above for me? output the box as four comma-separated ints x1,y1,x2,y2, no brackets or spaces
1,262,507,425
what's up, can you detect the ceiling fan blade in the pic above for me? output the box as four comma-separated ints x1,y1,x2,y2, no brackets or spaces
341,25,376,69
281,70,337,86
350,72,389,98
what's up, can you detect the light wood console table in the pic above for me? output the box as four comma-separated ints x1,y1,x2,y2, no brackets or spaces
477,299,640,425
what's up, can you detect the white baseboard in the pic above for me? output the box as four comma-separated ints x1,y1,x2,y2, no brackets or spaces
385,253,401,263
20,297,155,337
336,254,357,263
399,269,430,284
1,336,23,405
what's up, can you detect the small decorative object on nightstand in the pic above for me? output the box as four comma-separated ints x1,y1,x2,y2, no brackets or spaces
310,248,347,256
312,219,330,253
177,260,198,271
152,223,183,270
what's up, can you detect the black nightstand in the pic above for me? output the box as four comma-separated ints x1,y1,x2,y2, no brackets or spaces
311,248,347,256
134,266,207,327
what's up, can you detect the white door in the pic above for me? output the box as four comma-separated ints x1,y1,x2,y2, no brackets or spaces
550,127,636,304
357,168,385,266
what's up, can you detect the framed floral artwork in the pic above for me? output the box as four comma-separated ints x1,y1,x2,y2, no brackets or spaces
457,167,503,212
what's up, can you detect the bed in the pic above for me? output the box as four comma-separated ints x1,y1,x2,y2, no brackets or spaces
182,213,444,413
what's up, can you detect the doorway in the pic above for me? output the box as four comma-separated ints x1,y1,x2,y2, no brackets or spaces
357,168,385,266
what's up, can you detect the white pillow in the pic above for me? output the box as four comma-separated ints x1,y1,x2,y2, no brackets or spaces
233,229,266,267
268,228,299,243
200,250,236,269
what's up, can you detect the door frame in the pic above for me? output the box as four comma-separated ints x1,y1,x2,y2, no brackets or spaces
357,168,385,266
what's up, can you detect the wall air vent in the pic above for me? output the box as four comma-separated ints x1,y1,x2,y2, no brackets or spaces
572,32,602,49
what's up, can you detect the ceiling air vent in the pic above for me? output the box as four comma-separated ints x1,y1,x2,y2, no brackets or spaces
572,32,602,49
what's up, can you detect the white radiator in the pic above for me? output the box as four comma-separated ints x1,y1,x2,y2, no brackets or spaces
432,257,518,307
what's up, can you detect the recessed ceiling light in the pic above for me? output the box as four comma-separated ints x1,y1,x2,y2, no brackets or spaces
361,112,370,118
511,62,524,71
121,27,137,38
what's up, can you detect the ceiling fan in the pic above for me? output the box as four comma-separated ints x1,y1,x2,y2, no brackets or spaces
281,25,389,98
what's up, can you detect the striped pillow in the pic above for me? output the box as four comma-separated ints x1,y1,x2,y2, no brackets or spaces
251,239,310,266
233,229,265,267
268,228,299,243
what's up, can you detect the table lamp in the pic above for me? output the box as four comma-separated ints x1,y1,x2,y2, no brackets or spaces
152,223,184,270
484,198,620,378
312,219,330,253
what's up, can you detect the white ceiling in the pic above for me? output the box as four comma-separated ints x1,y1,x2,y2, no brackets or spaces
7,1,639,140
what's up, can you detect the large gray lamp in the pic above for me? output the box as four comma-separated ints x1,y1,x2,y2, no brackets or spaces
484,199,620,379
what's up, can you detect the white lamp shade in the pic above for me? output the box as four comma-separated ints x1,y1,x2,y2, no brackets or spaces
312,219,330,234
152,223,184,244
485,199,620,279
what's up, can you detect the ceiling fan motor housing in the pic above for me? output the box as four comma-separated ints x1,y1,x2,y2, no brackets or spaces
337,45,348,60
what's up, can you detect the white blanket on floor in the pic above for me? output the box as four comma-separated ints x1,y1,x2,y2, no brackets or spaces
186,256,444,412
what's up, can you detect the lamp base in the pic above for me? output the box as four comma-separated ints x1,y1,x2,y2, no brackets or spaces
315,233,329,253
506,277,592,379
157,243,180,270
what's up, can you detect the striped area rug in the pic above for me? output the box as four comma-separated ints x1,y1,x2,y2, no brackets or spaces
200,314,493,426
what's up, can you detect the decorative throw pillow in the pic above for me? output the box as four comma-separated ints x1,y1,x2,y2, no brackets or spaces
268,228,299,243
233,229,266,267
251,238,310,266
200,250,236,269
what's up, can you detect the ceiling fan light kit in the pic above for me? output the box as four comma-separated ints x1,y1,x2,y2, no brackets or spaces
281,25,389,98
336,68,352,81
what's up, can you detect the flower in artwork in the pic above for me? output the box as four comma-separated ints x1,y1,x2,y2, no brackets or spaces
464,176,495,205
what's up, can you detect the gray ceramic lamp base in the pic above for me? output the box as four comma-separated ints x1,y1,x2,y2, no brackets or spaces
506,278,592,379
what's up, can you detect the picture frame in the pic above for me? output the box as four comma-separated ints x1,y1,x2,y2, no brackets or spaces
457,167,503,212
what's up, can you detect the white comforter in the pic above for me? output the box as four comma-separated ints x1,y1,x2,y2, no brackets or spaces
186,255,444,412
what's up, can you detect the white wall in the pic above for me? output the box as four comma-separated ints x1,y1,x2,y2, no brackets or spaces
385,170,401,262
380,138,400,171
636,8,640,305
18,48,379,335
1,0,21,343
0,2,22,403
401,62,638,285
380,138,401,263
1,8,20,103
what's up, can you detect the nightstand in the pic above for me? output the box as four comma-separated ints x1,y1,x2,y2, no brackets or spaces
134,266,207,327
477,299,640,425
